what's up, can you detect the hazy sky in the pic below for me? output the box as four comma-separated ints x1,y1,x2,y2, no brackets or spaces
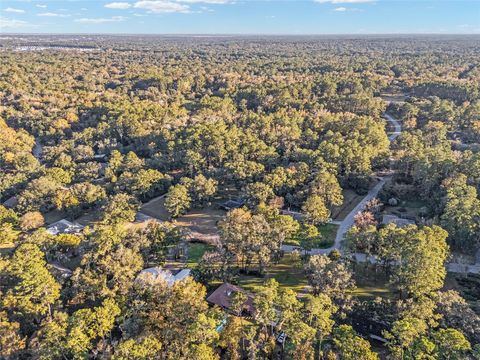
1,0,479,34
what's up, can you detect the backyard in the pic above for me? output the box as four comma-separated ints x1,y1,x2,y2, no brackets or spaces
237,253,308,293
285,223,339,249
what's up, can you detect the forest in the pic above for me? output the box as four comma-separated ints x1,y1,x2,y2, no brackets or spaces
0,34,480,359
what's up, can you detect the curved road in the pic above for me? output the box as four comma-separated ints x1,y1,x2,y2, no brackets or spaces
282,111,402,255
281,110,480,274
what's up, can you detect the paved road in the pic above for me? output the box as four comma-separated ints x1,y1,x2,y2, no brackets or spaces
281,111,400,255
280,108,480,274
328,178,387,252
384,113,402,142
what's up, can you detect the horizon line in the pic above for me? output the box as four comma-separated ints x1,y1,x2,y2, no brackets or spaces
2,32,480,36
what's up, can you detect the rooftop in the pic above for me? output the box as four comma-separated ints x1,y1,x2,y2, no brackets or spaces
47,219,85,235
382,214,415,228
206,282,255,316
136,267,191,286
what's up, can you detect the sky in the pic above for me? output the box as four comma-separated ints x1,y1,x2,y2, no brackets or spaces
0,0,479,35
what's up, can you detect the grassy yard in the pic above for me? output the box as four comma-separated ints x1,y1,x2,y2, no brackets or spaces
237,253,307,293
236,255,393,299
383,197,428,220
317,223,338,247
285,223,338,249
186,242,216,268
351,265,393,300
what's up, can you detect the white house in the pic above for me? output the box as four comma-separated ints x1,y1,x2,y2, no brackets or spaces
47,219,85,235
136,267,191,286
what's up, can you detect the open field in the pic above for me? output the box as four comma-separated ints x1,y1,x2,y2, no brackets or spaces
237,253,307,293
43,207,102,226
143,186,242,243
175,206,225,236
380,93,407,103
76,209,102,226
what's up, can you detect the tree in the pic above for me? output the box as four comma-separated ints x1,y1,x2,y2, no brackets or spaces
431,328,471,360
3,243,61,319
116,169,167,200
66,298,121,358
71,225,144,302
305,255,355,300
16,176,61,213
219,208,279,273
218,316,243,360
384,318,429,359
333,325,379,360
114,336,162,360
32,299,121,359
122,277,219,359
441,174,480,250
191,174,217,205
0,311,25,359
296,223,321,255
102,193,140,225
0,205,18,225
309,170,343,208
302,195,330,225
253,278,279,336
0,223,20,245
303,294,338,356
245,182,274,208
30,312,69,360
165,184,191,218
389,225,449,298
20,211,44,231
435,290,480,345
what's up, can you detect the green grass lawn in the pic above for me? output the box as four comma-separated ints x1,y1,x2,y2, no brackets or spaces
234,254,394,300
317,223,338,247
383,195,428,220
237,253,307,293
351,265,393,300
187,242,216,268
285,223,338,249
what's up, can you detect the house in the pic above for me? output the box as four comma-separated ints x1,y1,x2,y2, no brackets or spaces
135,267,191,286
219,199,245,211
47,219,85,235
206,282,255,316
382,215,415,228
